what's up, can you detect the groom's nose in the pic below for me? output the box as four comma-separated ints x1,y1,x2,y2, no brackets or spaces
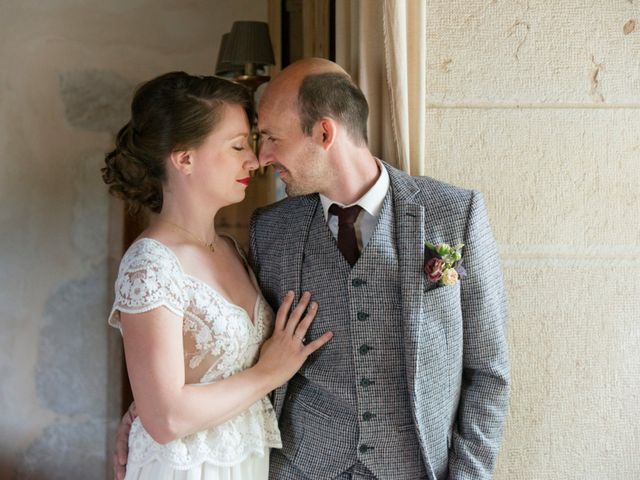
258,145,273,167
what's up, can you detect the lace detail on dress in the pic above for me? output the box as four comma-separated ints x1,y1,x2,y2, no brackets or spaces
108,237,282,470
108,240,186,328
127,398,281,470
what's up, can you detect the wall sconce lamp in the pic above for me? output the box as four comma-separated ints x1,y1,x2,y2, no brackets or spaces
216,21,275,171
217,21,275,93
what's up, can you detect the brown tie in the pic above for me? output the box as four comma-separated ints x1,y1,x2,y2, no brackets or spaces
329,203,363,267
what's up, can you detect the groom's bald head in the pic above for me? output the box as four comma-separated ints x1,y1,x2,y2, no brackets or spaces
260,58,369,145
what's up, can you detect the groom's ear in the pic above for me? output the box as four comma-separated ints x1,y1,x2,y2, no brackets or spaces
313,118,337,151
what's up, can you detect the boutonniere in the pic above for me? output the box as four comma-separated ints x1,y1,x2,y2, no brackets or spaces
424,242,467,286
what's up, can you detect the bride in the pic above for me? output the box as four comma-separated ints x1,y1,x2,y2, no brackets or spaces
102,71,332,479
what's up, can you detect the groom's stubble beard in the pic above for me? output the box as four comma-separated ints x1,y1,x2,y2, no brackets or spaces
283,142,329,197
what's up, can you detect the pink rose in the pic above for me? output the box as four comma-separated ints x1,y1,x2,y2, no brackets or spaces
441,268,459,286
425,257,445,282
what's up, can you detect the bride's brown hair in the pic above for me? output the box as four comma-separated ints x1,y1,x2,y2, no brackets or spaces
102,72,253,213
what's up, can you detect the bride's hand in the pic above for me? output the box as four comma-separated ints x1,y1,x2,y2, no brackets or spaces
256,291,332,387
113,402,137,480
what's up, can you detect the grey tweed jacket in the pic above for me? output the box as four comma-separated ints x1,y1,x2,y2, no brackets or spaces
249,163,510,480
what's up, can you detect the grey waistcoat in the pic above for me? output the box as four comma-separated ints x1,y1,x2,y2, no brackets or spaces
278,193,426,480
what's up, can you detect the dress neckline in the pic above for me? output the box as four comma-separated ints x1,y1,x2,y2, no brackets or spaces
133,236,261,326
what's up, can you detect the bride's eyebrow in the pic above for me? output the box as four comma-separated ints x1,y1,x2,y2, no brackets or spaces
228,132,250,140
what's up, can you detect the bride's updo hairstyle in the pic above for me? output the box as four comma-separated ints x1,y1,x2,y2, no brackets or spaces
102,72,253,213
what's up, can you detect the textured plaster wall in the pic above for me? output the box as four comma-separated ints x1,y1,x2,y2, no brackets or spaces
426,2,640,479
0,1,266,478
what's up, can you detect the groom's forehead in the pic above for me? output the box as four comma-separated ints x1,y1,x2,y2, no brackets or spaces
258,98,298,127
260,89,295,113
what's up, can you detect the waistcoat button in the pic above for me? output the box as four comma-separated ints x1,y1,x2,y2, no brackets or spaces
359,444,374,453
360,377,374,387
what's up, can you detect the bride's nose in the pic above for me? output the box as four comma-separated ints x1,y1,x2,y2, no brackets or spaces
245,151,259,171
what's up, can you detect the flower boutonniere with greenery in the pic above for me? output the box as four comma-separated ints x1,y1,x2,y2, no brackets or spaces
424,242,467,286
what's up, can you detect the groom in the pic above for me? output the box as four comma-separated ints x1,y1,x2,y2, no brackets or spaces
249,58,510,479
114,58,509,480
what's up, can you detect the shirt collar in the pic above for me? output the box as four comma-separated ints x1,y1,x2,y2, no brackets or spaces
320,158,390,220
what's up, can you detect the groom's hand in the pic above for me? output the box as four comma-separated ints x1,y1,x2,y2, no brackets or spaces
113,402,137,480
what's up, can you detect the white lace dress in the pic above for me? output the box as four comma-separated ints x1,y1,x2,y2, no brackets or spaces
108,237,281,480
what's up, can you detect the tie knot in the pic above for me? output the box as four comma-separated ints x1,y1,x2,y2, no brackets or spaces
329,203,362,225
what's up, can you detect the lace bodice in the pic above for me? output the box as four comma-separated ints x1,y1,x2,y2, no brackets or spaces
108,237,281,469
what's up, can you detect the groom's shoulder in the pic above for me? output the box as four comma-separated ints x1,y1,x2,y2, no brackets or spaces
388,164,475,213
415,175,474,207
251,194,315,231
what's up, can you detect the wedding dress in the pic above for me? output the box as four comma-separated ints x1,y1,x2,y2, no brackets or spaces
108,237,281,480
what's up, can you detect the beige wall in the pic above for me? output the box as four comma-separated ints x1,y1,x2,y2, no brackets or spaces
0,1,267,478
426,1,640,478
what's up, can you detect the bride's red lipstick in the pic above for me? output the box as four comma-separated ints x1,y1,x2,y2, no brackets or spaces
236,177,250,186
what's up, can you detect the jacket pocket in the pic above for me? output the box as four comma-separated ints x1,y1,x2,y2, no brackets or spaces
293,393,333,421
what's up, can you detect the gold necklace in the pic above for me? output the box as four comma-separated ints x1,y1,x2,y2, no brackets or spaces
158,219,217,253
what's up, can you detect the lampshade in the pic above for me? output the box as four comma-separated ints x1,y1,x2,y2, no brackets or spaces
215,33,240,76
222,21,275,68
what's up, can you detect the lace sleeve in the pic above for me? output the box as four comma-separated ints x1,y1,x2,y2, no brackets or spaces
108,239,186,330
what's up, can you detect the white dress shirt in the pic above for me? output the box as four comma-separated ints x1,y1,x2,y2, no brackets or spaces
319,159,390,250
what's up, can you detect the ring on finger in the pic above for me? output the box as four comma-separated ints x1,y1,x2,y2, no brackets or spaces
294,334,306,343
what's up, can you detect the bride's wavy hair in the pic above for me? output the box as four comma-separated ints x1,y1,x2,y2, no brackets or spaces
102,72,253,213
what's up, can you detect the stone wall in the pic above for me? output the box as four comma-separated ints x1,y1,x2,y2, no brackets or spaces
0,1,267,478
425,2,640,478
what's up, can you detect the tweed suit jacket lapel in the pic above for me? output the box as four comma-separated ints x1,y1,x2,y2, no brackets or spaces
278,194,318,299
387,165,424,402
387,163,445,420
272,194,319,418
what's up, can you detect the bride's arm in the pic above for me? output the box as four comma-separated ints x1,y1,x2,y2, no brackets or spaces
120,291,331,445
